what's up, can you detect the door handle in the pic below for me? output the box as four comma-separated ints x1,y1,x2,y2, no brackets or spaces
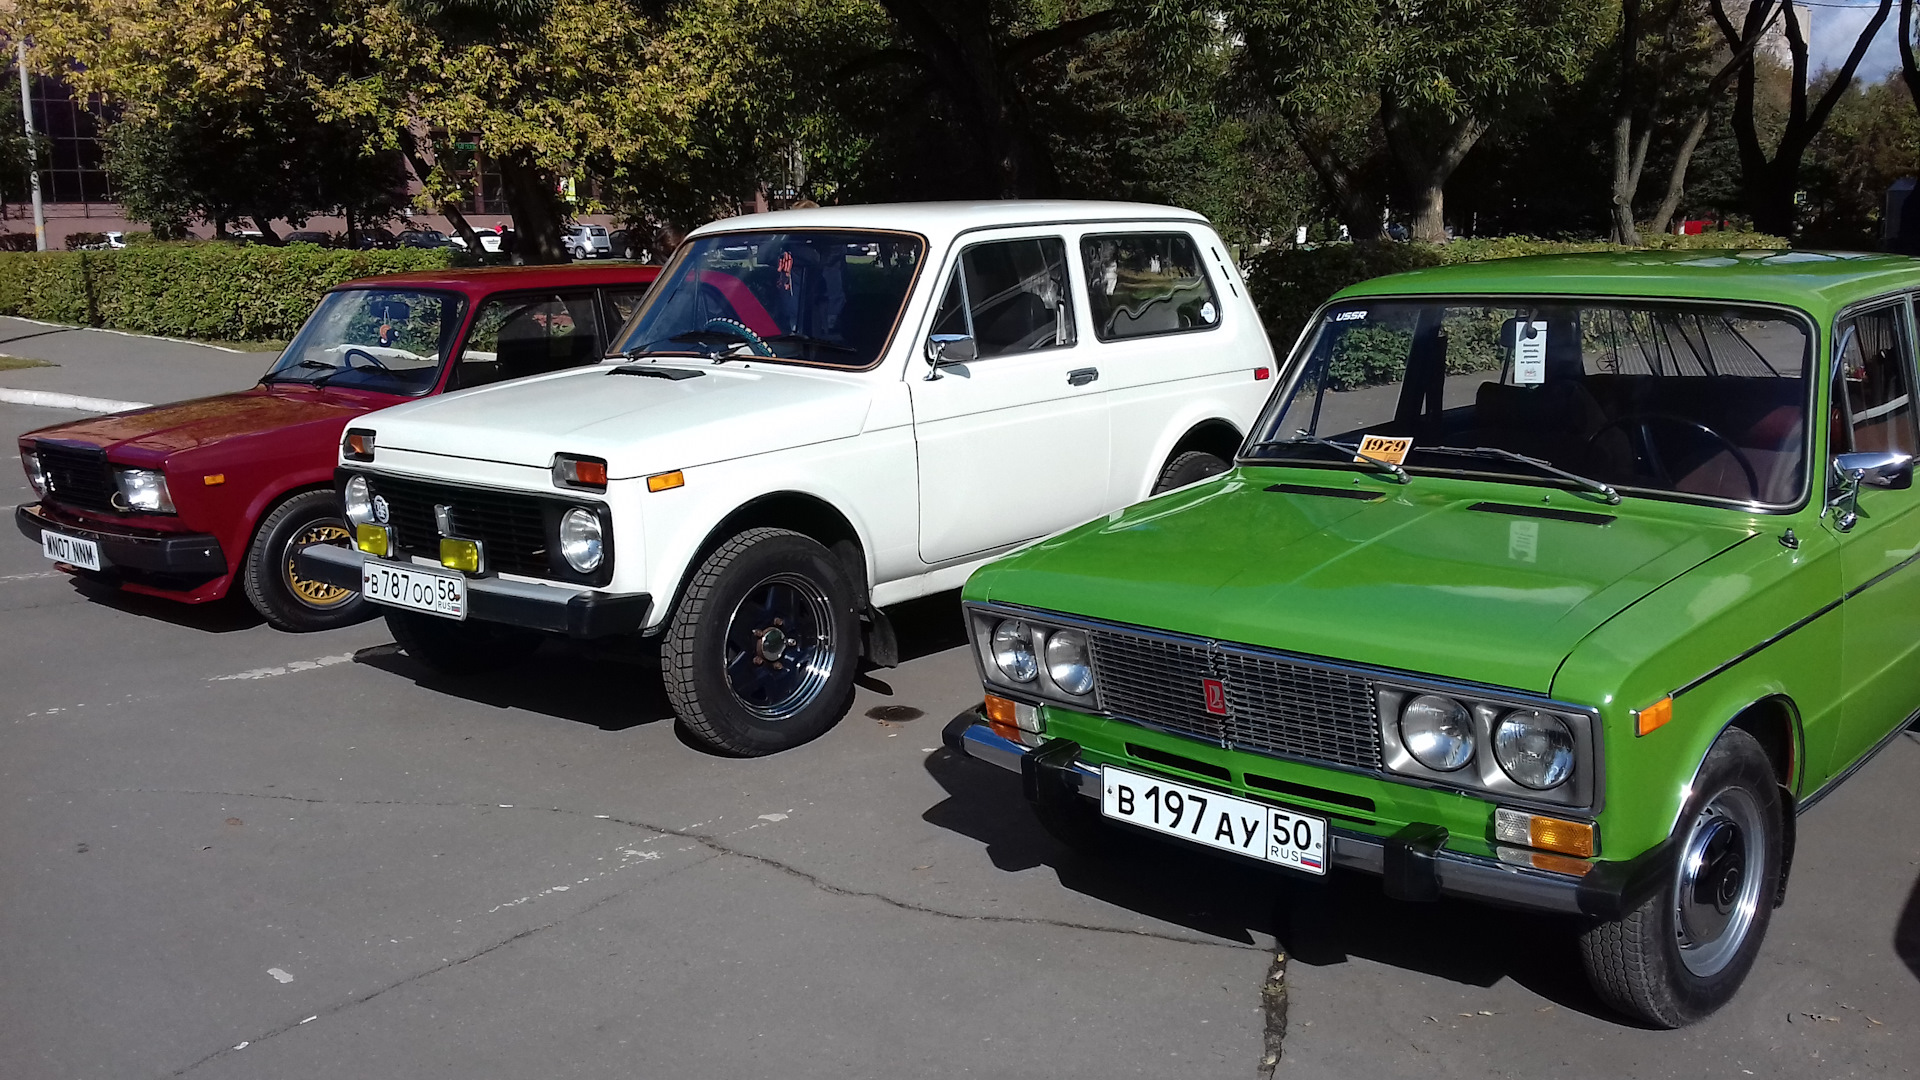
1067,367,1099,387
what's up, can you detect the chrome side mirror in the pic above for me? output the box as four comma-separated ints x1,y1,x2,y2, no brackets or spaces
1828,450,1914,531
924,334,976,380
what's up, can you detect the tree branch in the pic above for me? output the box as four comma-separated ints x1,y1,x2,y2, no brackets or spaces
829,46,928,84
1004,9,1126,69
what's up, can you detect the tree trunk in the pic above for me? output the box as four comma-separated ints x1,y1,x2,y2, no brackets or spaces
251,217,282,244
394,126,483,252
496,151,569,264
1381,96,1486,243
1286,116,1386,241
1648,107,1713,234
1609,0,1644,245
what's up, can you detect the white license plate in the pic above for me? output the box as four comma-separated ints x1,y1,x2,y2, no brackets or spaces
41,529,102,571
1100,765,1328,875
361,559,466,620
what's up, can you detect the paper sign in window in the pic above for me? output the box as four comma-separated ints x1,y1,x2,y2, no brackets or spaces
1355,434,1413,466
1514,321,1549,385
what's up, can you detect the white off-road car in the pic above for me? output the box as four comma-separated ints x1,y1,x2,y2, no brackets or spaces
302,201,1275,754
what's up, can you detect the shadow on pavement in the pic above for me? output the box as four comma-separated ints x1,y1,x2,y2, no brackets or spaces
923,749,1614,1018
68,576,265,633
355,636,673,732
1898,869,1920,982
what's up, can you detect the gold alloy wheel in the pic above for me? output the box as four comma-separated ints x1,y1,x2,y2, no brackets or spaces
282,520,355,607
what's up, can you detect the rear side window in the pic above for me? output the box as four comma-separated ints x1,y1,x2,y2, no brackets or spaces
453,291,605,390
1081,232,1220,341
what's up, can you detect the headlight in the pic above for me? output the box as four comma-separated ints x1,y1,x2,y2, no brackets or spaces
990,619,1037,683
343,475,374,525
20,450,45,497
1493,709,1576,789
559,507,603,572
1399,694,1474,771
113,468,174,513
1044,629,1094,696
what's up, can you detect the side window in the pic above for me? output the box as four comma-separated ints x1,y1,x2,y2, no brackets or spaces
1834,303,1918,457
605,286,650,327
928,237,1075,359
455,292,604,390
1081,232,1220,341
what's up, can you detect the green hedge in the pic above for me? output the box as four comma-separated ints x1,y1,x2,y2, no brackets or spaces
0,243,464,342
1242,232,1787,353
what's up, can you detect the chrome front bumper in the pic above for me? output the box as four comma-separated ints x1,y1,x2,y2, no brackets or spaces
943,708,1674,920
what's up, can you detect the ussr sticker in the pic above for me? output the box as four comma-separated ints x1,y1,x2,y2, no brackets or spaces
1355,434,1413,466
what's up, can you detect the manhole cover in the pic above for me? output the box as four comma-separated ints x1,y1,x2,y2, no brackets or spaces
865,705,924,723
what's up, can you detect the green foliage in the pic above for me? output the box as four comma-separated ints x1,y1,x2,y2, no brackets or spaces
0,244,461,341
63,232,108,251
1244,231,1785,349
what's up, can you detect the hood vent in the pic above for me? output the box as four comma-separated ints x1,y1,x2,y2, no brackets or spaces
1467,501,1615,525
1265,483,1384,501
610,365,704,381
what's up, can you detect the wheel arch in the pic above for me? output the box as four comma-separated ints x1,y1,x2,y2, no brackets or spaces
668,490,871,619
1136,416,1244,502
235,477,345,564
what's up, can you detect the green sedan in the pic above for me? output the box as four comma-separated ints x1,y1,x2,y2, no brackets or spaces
945,250,1920,1027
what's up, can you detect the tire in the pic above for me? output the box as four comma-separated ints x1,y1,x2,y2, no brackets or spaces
242,489,366,632
1579,727,1784,1028
1151,450,1230,495
386,609,544,675
662,528,861,756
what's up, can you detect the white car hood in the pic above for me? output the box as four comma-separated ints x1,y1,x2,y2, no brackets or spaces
370,362,876,478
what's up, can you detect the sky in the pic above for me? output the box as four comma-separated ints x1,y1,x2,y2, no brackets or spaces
1809,1,1904,80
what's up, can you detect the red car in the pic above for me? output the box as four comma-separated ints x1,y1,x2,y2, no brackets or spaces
15,263,659,630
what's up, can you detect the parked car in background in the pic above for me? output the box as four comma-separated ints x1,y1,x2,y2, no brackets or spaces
398,228,453,249
351,227,397,250
607,228,648,261
283,230,333,247
297,201,1273,756
948,250,1920,1028
564,224,612,259
17,264,660,631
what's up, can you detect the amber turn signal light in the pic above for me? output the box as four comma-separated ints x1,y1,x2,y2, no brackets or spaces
354,523,390,558
202,473,225,486
647,470,685,493
553,454,609,491
1494,807,1597,858
1634,696,1673,737
343,428,376,462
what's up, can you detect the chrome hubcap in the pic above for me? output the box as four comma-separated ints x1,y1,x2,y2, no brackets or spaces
723,573,835,721
1674,787,1765,977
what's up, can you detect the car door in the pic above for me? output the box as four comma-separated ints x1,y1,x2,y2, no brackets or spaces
1831,296,1920,760
908,232,1110,564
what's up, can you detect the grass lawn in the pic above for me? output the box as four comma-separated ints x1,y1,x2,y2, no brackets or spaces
0,354,52,371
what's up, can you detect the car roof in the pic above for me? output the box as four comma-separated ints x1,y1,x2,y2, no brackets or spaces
1334,249,1920,319
686,200,1211,249
333,263,662,296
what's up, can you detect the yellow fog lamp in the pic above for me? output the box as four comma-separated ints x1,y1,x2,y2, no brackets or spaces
439,537,483,574
355,523,391,557
1494,807,1596,858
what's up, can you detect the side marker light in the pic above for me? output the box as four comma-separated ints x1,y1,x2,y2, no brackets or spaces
647,470,684,492
1634,696,1673,737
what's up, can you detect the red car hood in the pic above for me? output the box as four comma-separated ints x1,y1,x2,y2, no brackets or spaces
28,385,389,457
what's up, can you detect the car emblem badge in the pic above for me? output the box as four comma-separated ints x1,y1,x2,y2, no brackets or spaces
372,495,390,524
1202,678,1228,716
434,503,453,536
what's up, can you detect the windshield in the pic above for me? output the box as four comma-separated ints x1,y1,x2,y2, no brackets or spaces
264,288,468,395
611,230,924,368
1248,298,1814,507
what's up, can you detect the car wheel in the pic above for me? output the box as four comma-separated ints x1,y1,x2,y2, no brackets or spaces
1151,450,1230,495
385,609,544,675
662,528,861,756
1579,726,1783,1028
242,489,367,632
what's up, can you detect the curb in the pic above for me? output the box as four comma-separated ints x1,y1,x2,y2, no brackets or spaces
2,316,249,354
0,388,152,413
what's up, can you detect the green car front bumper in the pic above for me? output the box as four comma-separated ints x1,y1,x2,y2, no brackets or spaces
944,707,1678,920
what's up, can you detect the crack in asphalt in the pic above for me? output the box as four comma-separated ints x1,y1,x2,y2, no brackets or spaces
84,787,1264,952
163,871,692,1077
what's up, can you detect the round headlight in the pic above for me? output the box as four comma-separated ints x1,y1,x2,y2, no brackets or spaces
21,451,47,497
559,507,604,572
343,475,374,525
1493,709,1575,789
1044,629,1094,696
1399,694,1474,771
990,619,1038,683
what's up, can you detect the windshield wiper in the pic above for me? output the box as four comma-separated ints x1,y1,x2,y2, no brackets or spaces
1245,431,1409,484
763,333,854,354
266,358,345,387
1421,446,1621,505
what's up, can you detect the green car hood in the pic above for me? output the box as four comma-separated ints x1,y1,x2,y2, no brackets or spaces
969,472,1756,694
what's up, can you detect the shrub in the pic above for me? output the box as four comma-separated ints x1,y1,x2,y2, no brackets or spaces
0,243,465,341
0,232,38,252
63,232,108,251
1243,231,1787,351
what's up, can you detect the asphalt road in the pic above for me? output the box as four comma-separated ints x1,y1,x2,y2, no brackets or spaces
4,397,1918,1079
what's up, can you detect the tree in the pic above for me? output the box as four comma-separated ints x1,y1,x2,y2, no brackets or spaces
1226,0,1611,241
1710,0,1893,236
1800,73,1920,247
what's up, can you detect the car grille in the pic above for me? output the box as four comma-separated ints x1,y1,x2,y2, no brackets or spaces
1087,627,1382,770
36,441,118,513
367,475,552,578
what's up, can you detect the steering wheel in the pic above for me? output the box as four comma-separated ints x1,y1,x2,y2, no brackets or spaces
702,317,772,357
342,347,391,371
1586,412,1760,502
